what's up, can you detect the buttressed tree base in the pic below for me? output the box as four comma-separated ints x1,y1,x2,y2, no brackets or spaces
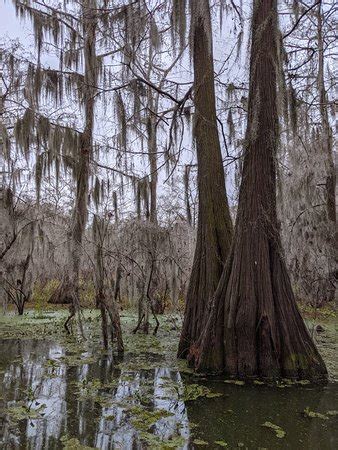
195,0,327,382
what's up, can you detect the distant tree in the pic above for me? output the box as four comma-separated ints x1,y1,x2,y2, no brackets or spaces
92,213,124,351
0,187,35,315
8,0,127,333
279,0,336,306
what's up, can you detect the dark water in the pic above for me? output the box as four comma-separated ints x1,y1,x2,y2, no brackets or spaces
0,339,337,449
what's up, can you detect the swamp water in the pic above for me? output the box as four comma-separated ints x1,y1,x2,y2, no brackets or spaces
0,311,337,449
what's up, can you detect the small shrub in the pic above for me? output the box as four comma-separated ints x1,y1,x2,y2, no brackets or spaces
32,279,60,312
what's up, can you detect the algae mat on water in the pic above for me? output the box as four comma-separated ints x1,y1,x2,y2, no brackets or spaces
1,307,338,449
0,307,337,379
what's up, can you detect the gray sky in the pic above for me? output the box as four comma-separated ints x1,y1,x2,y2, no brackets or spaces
1,1,30,40
0,1,254,216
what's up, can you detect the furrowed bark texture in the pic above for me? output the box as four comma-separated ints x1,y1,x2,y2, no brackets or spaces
178,0,233,358
196,0,327,381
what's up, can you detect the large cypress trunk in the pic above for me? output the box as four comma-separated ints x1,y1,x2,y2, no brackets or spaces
178,0,233,358
196,0,327,381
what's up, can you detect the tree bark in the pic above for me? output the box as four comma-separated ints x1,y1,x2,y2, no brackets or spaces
178,0,233,358
196,0,327,381
114,264,122,302
67,0,97,312
316,0,336,303
148,115,158,225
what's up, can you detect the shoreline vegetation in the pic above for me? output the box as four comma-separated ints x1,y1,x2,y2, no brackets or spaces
1,302,337,383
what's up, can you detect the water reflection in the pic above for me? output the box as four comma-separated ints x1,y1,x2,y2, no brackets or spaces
185,380,338,450
0,339,337,449
0,340,190,449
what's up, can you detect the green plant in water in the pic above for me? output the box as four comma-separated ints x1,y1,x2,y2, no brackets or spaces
224,379,245,386
193,439,209,446
261,421,286,438
6,401,46,423
303,407,338,420
129,405,174,431
139,431,186,449
71,378,117,406
104,414,115,421
60,436,97,450
183,384,222,401
215,441,228,447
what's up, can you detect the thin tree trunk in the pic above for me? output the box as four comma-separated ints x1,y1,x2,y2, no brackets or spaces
184,165,192,226
94,217,109,348
114,264,122,303
196,0,327,381
68,0,97,314
178,0,233,358
148,114,158,225
93,215,124,351
99,295,109,349
137,46,158,330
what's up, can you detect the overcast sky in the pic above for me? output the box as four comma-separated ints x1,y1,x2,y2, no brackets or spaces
1,1,29,40
0,0,253,214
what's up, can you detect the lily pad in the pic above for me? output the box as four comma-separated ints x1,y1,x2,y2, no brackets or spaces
262,421,286,438
6,402,47,423
129,406,174,431
104,414,115,421
139,432,186,449
303,407,328,420
182,383,221,401
224,380,245,386
215,440,228,447
61,436,98,449
206,392,223,399
193,439,209,446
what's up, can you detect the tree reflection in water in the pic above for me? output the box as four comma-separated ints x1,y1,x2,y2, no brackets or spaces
0,340,190,449
0,339,337,450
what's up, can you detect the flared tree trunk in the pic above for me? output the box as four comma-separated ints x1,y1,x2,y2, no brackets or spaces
196,0,327,381
178,0,233,358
